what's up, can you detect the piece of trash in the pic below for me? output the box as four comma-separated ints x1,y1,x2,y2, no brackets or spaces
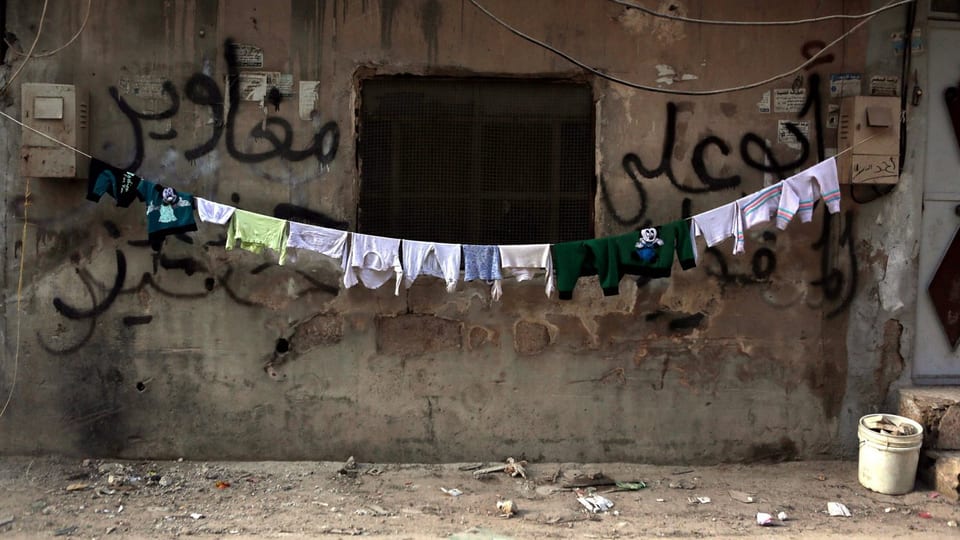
919,511,932,519
688,496,711,505
884,507,896,513
441,487,463,497
504,457,527,479
827,502,851,517
577,494,614,513
668,479,697,490
215,481,230,489
562,471,616,488
95,487,116,496
948,520,958,527
613,481,646,491
338,456,358,477
53,526,78,536
756,512,775,526
0,516,14,528
816,474,827,481
190,513,205,520
65,483,89,492
928,492,941,499
106,526,117,534
655,498,666,502
777,511,788,521
496,499,515,517
729,490,755,503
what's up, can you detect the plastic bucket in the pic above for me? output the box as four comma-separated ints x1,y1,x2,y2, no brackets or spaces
858,414,924,495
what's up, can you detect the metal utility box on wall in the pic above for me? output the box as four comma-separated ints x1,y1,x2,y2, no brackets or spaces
20,83,89,178
837,96,901,184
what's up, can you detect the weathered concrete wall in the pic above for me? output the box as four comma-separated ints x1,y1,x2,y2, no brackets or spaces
0,0,919,463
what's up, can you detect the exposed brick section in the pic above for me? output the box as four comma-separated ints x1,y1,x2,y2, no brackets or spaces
292,314,344,353
377,315,462,358
514,320,551,356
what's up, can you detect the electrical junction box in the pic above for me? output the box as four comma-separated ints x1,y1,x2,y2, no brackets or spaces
837,95,901,184
20,83,89,178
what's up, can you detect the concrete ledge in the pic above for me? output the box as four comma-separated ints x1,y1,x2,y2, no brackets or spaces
919,449,960,501
898,387,960,450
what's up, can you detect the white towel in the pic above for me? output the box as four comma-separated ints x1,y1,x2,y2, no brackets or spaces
498,244,555,298
287,222,349,261
195,197,236,225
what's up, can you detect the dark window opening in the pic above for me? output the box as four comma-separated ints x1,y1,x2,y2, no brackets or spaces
357,77,595,245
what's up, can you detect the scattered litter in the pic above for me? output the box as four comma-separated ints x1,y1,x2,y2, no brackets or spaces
757,512,775,526
562,471,615,488
441,487,463,497
324,527,363,535
655,498,666,502
95,487,116,496
215,481,230,489
0,516,13,528
688,496,711,505
474,458,528,480
918,511,932,519
365,467,384,476
928,492,941,499
338,456,359,477
190,513,205,520
496,499,515,517
158,476,173,487
504,458,527,479
729,490,755,503
948,520,958,527
53,526,78,536
105,526,117,534
611,481,646,492
777,511,789,521
65,483,89,492
827,502,851,517
884,507,896,513
816,474,827,481
577,494,615,513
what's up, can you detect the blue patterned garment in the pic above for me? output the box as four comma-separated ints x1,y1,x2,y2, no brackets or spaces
463,244,502,281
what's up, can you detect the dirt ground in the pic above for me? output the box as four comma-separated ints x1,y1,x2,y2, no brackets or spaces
0,456,956,539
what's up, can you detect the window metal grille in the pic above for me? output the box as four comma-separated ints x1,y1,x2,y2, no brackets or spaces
357,77,595,245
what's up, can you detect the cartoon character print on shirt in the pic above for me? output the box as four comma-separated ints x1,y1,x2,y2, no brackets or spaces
634,227,664,263
159,187,180,224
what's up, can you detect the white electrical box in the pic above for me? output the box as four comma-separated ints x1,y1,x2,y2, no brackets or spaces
20,83,89,178
837,96,901,184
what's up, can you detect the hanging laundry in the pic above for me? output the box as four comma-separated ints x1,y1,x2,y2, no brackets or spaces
402,240,461,292
777,157,841,227
286,222,349,263
552,220,695,300
342,233,403,295
225,209,290,264
195,197,237,225
137,180,198,251
86,158,144,207
463,244,502,299
734,181,784,254
690,200,744,260
498,244,555,298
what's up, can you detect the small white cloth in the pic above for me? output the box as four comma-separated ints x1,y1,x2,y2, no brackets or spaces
690,200,743,259
342,233,403,295
286,222,349,261
777,157,841,227
401,240,461,292
497,244,555,298
195,197,236,225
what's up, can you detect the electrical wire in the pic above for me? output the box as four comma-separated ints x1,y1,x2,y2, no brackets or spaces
1,0,50,93
4,0,91,58
0,109,93,158
467,0,900,96
608,0,915,26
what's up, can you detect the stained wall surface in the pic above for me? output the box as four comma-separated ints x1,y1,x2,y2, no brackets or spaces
0,0,921,463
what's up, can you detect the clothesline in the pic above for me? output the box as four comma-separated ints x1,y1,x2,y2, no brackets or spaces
5,106,847,301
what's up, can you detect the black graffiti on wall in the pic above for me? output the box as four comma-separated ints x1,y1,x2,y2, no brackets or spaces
107,39,339,172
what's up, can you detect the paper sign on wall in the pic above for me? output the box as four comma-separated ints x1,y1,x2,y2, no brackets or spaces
829,73,862,98
774,89,806,113
231,43,264,68
299,81,320,120
777,120,810,150
757,91,771,114
870,75,900,97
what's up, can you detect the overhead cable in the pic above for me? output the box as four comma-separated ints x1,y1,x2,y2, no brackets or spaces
467,0,897,96
608,0,915,26
1,0,50,93
4,0,91,58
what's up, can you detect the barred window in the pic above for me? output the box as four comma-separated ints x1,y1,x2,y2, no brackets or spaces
357,77,595,245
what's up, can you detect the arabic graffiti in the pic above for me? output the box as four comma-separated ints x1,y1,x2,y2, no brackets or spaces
108,39,339,172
